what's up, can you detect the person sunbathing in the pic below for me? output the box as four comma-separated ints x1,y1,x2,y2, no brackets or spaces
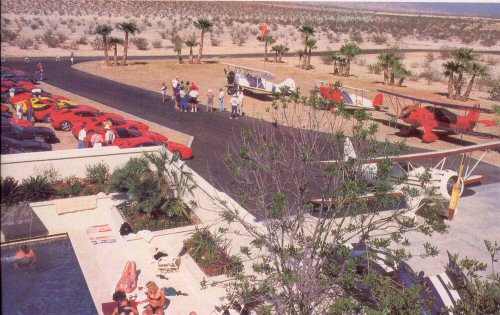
112,290,139,315
116,261,138,293
139,281,166,315
14,245,36,268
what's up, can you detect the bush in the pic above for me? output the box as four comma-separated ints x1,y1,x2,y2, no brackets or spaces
185,227,234,276
55,176,83,197
108,157,149,192
86,161,110,185
21,175,54,202
368,63,382,75
371,33,388,45
1,177,24,206
33,164,61,184
90,36,103,50
419,67,442,85
1,29,18,42
152,39,162,48
131,37,149,50
76,36,88,45
349,31,364,44
489,80,500,101
17,36,34,49
42,30,61,48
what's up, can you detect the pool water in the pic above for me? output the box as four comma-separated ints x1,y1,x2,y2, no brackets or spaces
1,236,98,315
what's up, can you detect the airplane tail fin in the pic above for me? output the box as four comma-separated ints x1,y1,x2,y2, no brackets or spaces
466,104,481,123
344,137,357,161
372,93,383,109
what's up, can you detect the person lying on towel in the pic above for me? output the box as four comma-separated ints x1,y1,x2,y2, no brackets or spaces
116,261,138,293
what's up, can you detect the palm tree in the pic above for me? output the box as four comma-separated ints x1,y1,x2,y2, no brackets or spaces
109,37,124,66
333,53,347,76
271,45,280,63
449,48,475,99
116,22,140,66
298,25,315,69
296,49,305,67
462,62,488,101
257,34,276,62
378,52,399,85
391,61,412,87
305,38,317,70
339,42,362,77
443,61,461,98
184,38,198,64
277,44,289,62
193,19,213,63
173,46,183,64
95,24,113,66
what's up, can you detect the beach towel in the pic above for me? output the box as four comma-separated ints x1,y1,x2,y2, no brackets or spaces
87,224,116,245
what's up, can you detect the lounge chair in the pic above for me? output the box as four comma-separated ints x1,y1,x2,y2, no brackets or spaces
157,241,185,273
158,256,182,273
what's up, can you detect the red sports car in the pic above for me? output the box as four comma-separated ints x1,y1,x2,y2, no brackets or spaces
35,104,98,122
71,117,149,138
116,138,194,160
85,127,193,159
51,109,123,131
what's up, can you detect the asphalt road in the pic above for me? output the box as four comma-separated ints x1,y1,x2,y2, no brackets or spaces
4,59,500,210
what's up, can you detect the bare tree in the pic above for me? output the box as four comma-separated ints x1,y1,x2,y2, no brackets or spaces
206,90,446,314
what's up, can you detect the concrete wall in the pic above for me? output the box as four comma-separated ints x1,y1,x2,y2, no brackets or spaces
0,146,164,180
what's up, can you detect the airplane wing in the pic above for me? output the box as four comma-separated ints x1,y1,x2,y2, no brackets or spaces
319,141,500,164
377,89,495,113
221,62,275,80
433,125,499,139
310,191,405,205
343,85,372,93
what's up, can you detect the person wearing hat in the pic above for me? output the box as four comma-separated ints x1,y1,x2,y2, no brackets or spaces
104,125,116,145
206,88,214,112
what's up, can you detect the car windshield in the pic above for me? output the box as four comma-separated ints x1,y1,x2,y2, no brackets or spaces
34,105,52,111
117,129,134,138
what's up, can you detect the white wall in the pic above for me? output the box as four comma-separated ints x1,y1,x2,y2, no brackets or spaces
0,146,164,180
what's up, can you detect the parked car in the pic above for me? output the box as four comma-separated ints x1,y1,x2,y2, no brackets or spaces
1,72,36,84
50,109,123,131
71,116,149,138
1,116,34,127
1,135,52,154
86,127,193,159
1,120,57,143
35,103,98,123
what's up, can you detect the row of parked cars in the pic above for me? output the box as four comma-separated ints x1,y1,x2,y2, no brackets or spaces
1,67,193,159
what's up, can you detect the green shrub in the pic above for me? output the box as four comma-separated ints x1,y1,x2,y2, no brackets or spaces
21,175,54,202
108,157,149,192
85,161,110,185
1,177,24,206
1,29,17,42
33,164,61,184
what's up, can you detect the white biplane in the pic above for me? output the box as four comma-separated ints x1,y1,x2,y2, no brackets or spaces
222,63,296,96
314,138,500,220
316,80,384,111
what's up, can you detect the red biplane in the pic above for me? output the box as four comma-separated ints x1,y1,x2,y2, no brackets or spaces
379,90,497,143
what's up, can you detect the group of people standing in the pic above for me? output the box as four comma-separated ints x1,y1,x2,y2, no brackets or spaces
161,78,244,118
77,122,116,149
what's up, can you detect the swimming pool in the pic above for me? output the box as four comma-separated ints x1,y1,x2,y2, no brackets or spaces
1,235,98,315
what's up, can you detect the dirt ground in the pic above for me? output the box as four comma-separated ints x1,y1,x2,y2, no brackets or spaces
74,54,500,165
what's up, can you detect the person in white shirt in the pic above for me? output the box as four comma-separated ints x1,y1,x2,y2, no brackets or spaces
171,77,179,95
15,102,23,120
104,125,116,144
78,123,87,149
218,88,225,112
189,89,199,112
230,96,239,119
236,87,244,116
